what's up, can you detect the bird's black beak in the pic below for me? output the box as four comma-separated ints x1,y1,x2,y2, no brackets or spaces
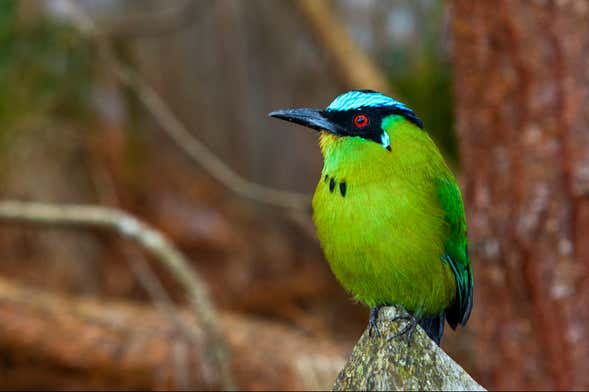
268,108,343,135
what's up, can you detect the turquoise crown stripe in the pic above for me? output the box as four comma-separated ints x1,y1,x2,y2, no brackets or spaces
326,90,412,112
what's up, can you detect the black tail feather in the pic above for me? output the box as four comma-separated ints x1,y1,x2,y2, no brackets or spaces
419,313,445,345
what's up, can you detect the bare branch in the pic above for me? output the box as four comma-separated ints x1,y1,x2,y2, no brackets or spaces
296,0,392,94
55,0,311,212
333,306,485,391
0,200,233,388
89,155,204,383
112,65,312,211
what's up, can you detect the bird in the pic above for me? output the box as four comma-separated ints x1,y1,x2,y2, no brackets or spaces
269,90,473,345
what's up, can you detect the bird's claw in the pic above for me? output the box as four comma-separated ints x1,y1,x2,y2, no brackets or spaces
368,307,419,345
386,313,419,345
368,306,383,338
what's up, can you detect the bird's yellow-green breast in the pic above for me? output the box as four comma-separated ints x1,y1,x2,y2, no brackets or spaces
312,118,456,315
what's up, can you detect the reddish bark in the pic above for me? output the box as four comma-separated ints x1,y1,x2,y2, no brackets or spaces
451,1,589,389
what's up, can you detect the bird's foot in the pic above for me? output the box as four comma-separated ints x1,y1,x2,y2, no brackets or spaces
368,306,383,338
386,313,419,345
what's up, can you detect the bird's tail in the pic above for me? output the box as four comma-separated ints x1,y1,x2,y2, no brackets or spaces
419,313,445,345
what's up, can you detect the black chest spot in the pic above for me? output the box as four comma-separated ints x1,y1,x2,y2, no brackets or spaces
325,175,347,198
339,181,347,197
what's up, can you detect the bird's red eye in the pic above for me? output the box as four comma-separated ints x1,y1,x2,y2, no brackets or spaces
353,114,369,128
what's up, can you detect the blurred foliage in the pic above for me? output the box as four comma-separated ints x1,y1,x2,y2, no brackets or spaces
386,52,456,163
0,0,96,138
379,0,457,165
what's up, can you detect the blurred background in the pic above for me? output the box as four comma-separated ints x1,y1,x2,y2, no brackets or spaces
1,0,588,390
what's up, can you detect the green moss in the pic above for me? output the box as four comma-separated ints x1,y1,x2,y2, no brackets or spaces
0,1,97,151
379,0,459,168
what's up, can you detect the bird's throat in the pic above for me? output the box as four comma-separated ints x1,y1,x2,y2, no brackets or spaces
318,130,395,188
318,132,340,158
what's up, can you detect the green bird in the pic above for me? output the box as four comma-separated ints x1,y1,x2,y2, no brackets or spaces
269,90,473,344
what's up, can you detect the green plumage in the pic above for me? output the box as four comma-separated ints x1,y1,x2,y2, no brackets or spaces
312,116,472,325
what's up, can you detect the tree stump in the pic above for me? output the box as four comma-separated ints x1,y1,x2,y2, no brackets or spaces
333,306,484,391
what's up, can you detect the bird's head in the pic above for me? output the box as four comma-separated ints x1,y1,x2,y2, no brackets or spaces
269,90,423,152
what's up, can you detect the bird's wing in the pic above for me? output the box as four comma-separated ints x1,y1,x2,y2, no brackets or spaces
436,176,473,329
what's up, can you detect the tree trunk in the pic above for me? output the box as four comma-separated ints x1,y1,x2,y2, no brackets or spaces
451,1,589,389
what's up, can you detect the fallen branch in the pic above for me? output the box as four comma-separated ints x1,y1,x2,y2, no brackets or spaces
89,155,205,377
333,306,484,391
0,200,232,388
0,278,346,389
